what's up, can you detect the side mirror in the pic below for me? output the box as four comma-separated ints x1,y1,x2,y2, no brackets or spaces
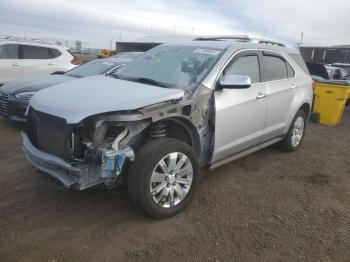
218,75,252,89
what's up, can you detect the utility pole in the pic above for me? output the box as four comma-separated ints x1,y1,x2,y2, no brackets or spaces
296,32,304,50
300,32,304,47
150,26,153,36
263,30,267,40
191,27,195,36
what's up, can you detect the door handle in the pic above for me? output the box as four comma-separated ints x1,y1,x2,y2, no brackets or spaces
47,63,55,66
256,92,266,99
291,84,298,89
12,63,21,66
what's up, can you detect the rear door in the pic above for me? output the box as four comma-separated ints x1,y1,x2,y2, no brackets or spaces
0,44,22,84
260,51,297,140
212,50,268,163
20,45,58,78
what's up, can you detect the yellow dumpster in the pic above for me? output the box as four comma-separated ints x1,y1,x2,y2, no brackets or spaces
313,81,350,126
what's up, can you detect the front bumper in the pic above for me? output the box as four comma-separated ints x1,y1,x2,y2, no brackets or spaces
22,132,131,190
0,93,28,122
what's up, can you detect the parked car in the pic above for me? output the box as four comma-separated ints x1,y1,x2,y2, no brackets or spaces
0,41,80,85
22,41,313,218
305,62,348,81
342,74,350,81
325,65,348,80
332,63,350,74
305,62,329,81
0,56,136,121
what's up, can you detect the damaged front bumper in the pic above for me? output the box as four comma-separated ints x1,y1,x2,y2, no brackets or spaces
22,132,134,190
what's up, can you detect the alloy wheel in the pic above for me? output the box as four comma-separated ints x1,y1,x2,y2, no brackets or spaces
291,116,305,147
150,152,193,208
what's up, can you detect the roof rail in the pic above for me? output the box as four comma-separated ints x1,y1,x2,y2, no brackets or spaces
194,35,250,42
0,37,58,46
193,35,287,47
250,38,286,47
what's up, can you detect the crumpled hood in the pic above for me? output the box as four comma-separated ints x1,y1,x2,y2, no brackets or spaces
0,75,73,95
30,75,185,124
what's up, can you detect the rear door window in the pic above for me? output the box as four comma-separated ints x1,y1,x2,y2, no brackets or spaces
262,54,288,81
224,55,261,84
21,45,52,59
0,44,19,59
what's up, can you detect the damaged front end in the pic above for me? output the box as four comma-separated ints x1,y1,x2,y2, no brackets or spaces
22,108,150,190
22,85,212,190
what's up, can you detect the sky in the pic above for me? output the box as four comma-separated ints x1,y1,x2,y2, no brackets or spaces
0,0,349,48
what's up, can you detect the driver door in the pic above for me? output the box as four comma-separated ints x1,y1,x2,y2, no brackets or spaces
212,50,268,164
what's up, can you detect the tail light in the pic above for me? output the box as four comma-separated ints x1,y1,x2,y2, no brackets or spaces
71,56,81,65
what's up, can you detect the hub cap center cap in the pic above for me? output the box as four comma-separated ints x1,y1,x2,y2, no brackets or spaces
168,174,176,184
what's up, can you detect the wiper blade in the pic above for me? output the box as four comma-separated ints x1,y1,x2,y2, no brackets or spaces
66,74,83,78
110,74,168,88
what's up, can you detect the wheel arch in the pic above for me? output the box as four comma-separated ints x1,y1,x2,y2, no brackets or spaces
300,103,311,118
145,117,201,157
284,85,313,134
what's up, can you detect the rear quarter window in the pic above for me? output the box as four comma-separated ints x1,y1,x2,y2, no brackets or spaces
289,53,310,75
49,48,61,58
287,62,295,78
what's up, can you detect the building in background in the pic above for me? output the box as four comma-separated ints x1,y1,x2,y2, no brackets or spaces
300,45,350,64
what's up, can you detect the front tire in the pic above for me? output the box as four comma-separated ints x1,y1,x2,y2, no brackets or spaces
127,138,199,218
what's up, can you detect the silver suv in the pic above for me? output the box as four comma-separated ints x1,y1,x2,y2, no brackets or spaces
22,38,313,218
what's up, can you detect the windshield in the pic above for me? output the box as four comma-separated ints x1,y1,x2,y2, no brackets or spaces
113,45,223,91
65,60,118,78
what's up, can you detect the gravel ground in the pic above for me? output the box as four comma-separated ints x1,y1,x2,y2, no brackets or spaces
0,107,349,262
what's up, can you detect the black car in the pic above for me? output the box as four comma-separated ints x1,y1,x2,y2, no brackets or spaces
0,54,140,121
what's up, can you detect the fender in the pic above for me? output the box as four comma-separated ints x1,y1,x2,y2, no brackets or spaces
283,85,313,134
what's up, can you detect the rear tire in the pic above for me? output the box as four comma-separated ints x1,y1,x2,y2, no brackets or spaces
279,110,307,152
127,138,199,219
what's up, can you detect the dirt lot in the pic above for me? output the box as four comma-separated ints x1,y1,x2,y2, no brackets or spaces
0,108,349,262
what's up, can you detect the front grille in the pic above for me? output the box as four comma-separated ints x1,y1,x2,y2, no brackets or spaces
0,92,9,117
26,108,73,160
